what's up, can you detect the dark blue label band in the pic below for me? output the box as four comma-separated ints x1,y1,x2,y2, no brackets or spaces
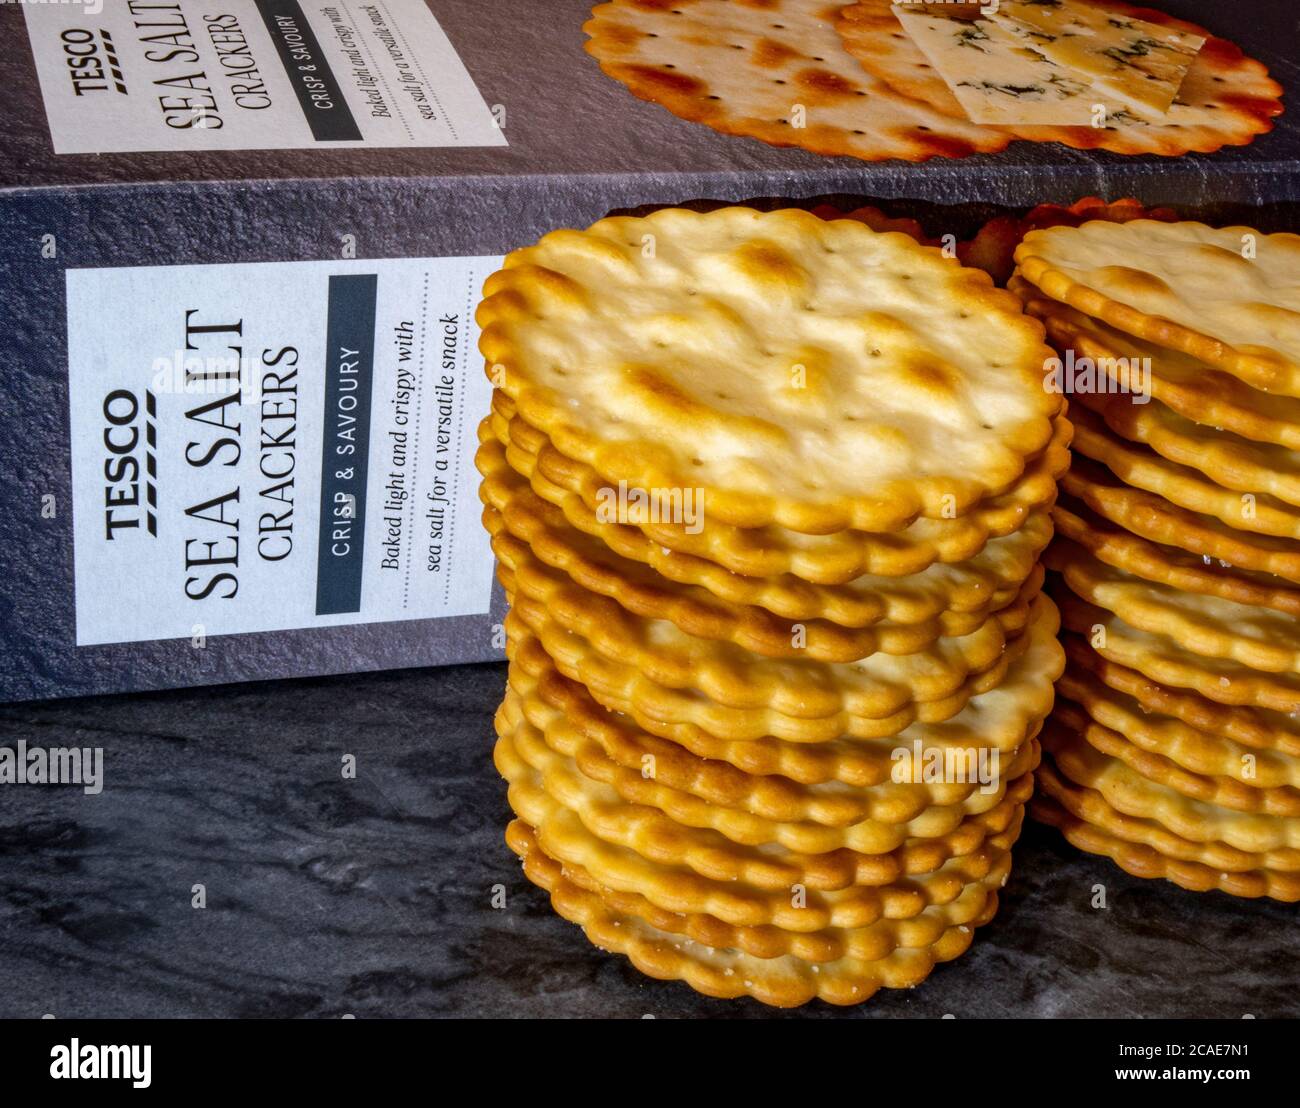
316,273,377,615
255,0,363,142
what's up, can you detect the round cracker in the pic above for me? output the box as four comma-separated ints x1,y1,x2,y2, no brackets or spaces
492,507,1043,664
478,424,1052,627
1059,658,1300,793
1054,497,1300,617
1055,591,1300,714
1070,404,1300,540
507,679,1029,835
968,200,1179,288
1043,724,1300,855
1031,790,1300,902
496,701,1038,914
507,605,1023,745
494,390,1070,583
1016,220,1300,397
509,597,1060,790
507,819,1002,1006
1050,538,1300,677
1076,390,1300,513
1053,694,1300,816
490,508,1037,662
1062,457,1300,585
1038,748,1300,873
478,206,1060,533
1062,633,1300,761
1018,277,1300,451
502,561,1040,724
500,686,1037,863
508,816,1018,966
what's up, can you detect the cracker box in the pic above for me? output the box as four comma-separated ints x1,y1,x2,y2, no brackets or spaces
1,0,1296,700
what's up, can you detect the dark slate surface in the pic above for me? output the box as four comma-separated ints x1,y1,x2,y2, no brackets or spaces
1,660,1295,1019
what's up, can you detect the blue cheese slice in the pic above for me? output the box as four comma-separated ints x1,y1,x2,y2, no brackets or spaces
985,0,1204,122
891,5,1126,126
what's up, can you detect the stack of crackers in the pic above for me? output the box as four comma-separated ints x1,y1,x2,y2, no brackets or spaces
1012,220,1300,903
476,206,1066,1005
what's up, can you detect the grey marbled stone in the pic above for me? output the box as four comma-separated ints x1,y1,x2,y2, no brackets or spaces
0,662,1295,1019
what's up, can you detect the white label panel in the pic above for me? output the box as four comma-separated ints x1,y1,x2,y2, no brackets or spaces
25,0,507,152
66,255,501,645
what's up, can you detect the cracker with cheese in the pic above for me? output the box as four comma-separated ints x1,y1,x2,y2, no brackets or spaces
889,4,1123,126
986,0,1203,123
836,0,1281,156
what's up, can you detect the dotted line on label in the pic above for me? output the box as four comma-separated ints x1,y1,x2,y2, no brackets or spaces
403,272,429,609
446,269,474,605
377,0,457,141
349,0,414,141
